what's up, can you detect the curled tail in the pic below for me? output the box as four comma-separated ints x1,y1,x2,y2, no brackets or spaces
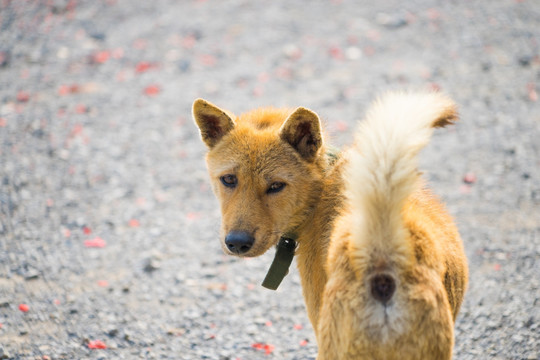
346,92,458,274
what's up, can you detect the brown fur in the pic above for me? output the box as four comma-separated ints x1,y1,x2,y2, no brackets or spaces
193,93,468,358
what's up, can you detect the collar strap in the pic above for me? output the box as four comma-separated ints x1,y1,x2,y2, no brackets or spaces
261,236,297,290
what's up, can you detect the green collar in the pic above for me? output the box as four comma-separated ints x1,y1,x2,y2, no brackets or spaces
261,235,297,290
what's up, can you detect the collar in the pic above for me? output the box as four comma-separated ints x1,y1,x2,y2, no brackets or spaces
261,234,297,290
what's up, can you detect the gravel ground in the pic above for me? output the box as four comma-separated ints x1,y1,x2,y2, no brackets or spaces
1,1,539,359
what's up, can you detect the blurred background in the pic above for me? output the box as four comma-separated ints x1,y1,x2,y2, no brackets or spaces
0,0,539,359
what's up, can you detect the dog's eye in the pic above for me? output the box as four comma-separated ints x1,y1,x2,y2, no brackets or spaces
267,182,286,194
220,174,237,188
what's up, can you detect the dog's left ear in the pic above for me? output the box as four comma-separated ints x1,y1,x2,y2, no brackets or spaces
193,98,235,148
279,107,323,161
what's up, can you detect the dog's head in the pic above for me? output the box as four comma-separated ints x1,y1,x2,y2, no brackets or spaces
193,98,325,257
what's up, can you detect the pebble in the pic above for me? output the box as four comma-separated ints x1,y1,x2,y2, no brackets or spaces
0,51,10,67
518,55,532,67
22,268,41,280
282,44,302,60
375,12,408,28
0,347,11,360
143,257,162,273
166,327,186,336
178,59,191,72
345,46,362,60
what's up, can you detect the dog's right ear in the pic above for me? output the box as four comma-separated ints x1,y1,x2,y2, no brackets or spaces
279,107,323,162
193,98,235,148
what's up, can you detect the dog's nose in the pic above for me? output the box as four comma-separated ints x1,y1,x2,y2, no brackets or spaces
370,274,396,305
225,231,254,254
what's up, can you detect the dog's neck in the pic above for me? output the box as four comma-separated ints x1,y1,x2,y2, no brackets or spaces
294,154,346,331
258,150,345,331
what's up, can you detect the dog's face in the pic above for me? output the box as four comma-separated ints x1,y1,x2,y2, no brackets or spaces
193,99,325,257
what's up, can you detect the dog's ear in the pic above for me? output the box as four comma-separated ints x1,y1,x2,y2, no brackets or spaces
279,107,323,161
193,98,235,148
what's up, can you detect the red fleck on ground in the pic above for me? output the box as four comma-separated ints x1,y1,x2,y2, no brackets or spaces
186,212,201,221
84,237,106,248
92,51,110,64
75,104,87,114
182,35,197,49
135,61,156,73
19,303,29,312
329,46,344,60
16,91,30,102
87,340,107,349
463,173,477,184
144,85,161,96
58,84,80,95
200,54,217,66
429,82,442,92
335,120,348,132
252,343,275,355
527,83,538,102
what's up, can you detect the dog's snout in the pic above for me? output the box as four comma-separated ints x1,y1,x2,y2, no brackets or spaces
370,274,396,305
225,231,254,254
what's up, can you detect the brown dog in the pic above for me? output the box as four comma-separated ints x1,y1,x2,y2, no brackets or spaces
193,93,468,356
317,93,468,359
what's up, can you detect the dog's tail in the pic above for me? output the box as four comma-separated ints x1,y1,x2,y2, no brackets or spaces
345,92,457,297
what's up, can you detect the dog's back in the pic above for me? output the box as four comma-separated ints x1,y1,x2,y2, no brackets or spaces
317,92,468,360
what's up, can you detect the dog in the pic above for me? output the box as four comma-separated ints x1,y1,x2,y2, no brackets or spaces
316,92,468,359
192,93,468,354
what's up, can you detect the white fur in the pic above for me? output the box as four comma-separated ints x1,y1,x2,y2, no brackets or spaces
347,92,456,265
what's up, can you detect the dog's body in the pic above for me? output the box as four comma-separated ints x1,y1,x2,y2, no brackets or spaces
193,92,468,357
317,93,468,359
